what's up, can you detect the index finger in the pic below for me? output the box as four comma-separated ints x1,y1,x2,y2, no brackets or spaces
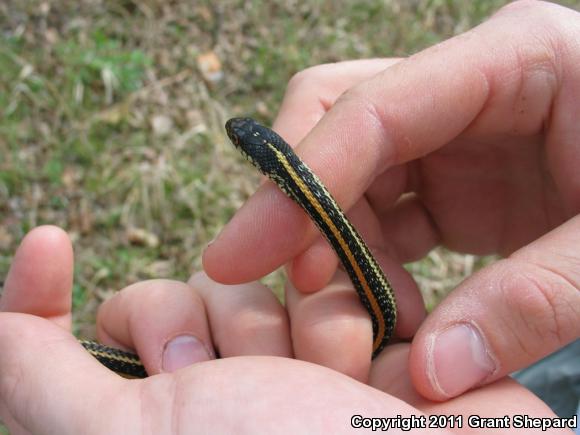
203,1,570,284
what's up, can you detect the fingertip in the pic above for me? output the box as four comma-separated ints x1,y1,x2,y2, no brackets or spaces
202,224,244,284
203,182,314,284
409,247,580,401
10,225,73,274
408,297,499,401
2,225,73,323
408,329,446,401
27,224,72,245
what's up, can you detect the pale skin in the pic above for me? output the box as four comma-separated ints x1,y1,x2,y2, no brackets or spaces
0,228,564,434
1,1,579,433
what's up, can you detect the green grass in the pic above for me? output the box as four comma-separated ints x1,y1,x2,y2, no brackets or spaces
0,0,517,313
0,0,579,429
2,0,578,335
2,0,579,329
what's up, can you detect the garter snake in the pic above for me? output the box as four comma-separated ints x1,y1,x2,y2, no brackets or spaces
82,117,397,378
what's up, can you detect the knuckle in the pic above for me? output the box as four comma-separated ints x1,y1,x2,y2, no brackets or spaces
489,3,578,136
337,86,402,168
498,263,578,354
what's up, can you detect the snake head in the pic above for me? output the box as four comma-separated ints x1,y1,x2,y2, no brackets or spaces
225,117,294,176
225,117,255,146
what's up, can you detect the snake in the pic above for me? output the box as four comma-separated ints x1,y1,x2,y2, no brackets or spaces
81,117,397,378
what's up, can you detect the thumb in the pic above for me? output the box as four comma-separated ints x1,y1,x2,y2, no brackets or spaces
409,215,580,401
0,313,138,434
1,225,73,326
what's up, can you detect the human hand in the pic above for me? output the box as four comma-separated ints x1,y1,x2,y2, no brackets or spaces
203,0,580,400
0,226,563,434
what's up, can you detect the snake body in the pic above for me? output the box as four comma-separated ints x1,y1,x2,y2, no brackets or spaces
81,117,397,377
80,340,147,378
225,117,397,358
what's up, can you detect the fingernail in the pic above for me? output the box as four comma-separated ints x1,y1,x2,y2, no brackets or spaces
428,323,496,397
162,335,211,372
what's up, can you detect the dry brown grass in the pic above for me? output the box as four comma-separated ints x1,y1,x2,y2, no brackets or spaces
2,0,578,338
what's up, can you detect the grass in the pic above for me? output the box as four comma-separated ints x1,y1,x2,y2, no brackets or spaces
3,0,579,333
0,0,579,427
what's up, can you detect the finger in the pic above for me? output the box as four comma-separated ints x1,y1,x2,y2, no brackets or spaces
206,60,403,286
409,214,580,401
205,2,575,284
287,256,423,382
1,226,73,329
286,270,372,381
279,60,405,292
189,271,292,358
290,195,426,334
274,58,402,146
0,313,131,434
96,279,214,375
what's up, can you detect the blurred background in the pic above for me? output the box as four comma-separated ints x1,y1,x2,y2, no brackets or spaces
1,0,578,342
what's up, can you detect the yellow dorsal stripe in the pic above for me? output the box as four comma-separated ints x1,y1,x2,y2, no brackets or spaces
268,145,385,351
